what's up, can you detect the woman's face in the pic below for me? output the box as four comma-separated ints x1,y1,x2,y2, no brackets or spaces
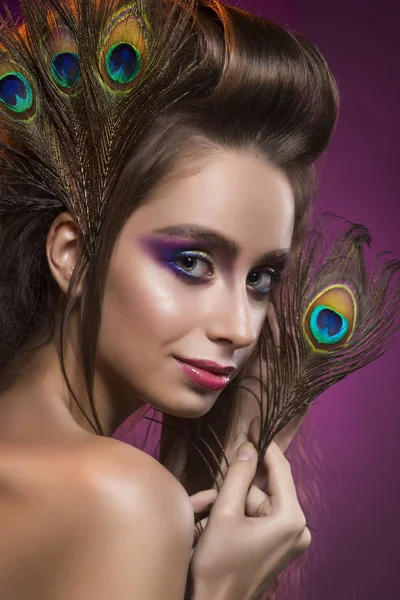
96,150,295,418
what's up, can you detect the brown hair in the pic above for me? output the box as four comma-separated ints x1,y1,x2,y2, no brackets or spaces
0,0,339,597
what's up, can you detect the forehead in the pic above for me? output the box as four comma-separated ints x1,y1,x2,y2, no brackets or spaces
129,150,295,252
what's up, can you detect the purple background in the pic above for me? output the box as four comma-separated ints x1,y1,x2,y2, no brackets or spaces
250,1,400,598
4,0,399,597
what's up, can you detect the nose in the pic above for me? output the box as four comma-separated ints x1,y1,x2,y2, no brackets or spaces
206,283,259,350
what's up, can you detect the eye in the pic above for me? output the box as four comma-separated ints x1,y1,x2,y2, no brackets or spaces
170,251,213,280
247,269,280,295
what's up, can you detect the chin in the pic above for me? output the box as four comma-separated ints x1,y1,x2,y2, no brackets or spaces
163,404,212,420
174,405,211,419
148,393,218,420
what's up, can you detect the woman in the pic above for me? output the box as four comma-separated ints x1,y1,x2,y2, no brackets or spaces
0,0,339,597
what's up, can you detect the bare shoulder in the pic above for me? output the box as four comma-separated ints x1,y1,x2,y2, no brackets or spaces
0,438,194,599
81,435,195,538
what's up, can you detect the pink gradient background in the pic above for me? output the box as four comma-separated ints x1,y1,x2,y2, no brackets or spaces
3,0,399,597
114,1,400,597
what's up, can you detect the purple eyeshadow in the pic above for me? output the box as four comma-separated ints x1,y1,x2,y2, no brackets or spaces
138,234,284,293
139,236,196,262
138,235,213,283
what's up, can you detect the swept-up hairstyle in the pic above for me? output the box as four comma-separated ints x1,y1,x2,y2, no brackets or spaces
0,0,338,429
4,1,398,599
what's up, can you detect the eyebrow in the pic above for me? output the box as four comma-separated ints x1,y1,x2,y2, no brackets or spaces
151,224,292,266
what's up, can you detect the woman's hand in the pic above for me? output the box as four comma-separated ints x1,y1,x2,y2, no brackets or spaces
188,436,311,600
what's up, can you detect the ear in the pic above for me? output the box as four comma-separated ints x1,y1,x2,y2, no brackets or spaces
46,211,83,296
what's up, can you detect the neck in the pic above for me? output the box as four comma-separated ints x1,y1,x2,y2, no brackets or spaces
0,338,144,446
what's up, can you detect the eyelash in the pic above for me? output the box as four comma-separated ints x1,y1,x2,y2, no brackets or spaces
167,250,284,296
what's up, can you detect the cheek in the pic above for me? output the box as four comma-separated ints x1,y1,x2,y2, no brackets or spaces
100,253,196,347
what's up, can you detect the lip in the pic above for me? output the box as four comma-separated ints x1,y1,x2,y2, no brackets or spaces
174,358,233,391
175,356,236,376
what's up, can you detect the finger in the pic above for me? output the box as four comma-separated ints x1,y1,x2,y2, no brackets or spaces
191,518,209,560
189,488,218,514
248,428,301,516
231,420,271,516
211,442,258,520
248,416,303,505
244,483,272,517
194,515,209,533
191,513,210,559
261,440,298,512
247,417,269,492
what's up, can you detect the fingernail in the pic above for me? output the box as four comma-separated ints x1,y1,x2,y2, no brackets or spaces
237,442,255,461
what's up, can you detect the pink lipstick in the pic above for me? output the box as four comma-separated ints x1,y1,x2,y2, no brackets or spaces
174,358,232,391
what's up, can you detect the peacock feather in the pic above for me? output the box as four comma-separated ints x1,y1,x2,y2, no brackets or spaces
45,21,82,94
141,214,400,504
2,1,399,502
98,3,151,91
238,213,400,469
0,0,201,252
0,62,35,119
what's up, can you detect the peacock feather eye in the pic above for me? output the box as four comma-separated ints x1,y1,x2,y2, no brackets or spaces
303,284,357,352
50,52,81,90
105,43,141,85
0,66,36,120
44,24,82,95
100,4,151,91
